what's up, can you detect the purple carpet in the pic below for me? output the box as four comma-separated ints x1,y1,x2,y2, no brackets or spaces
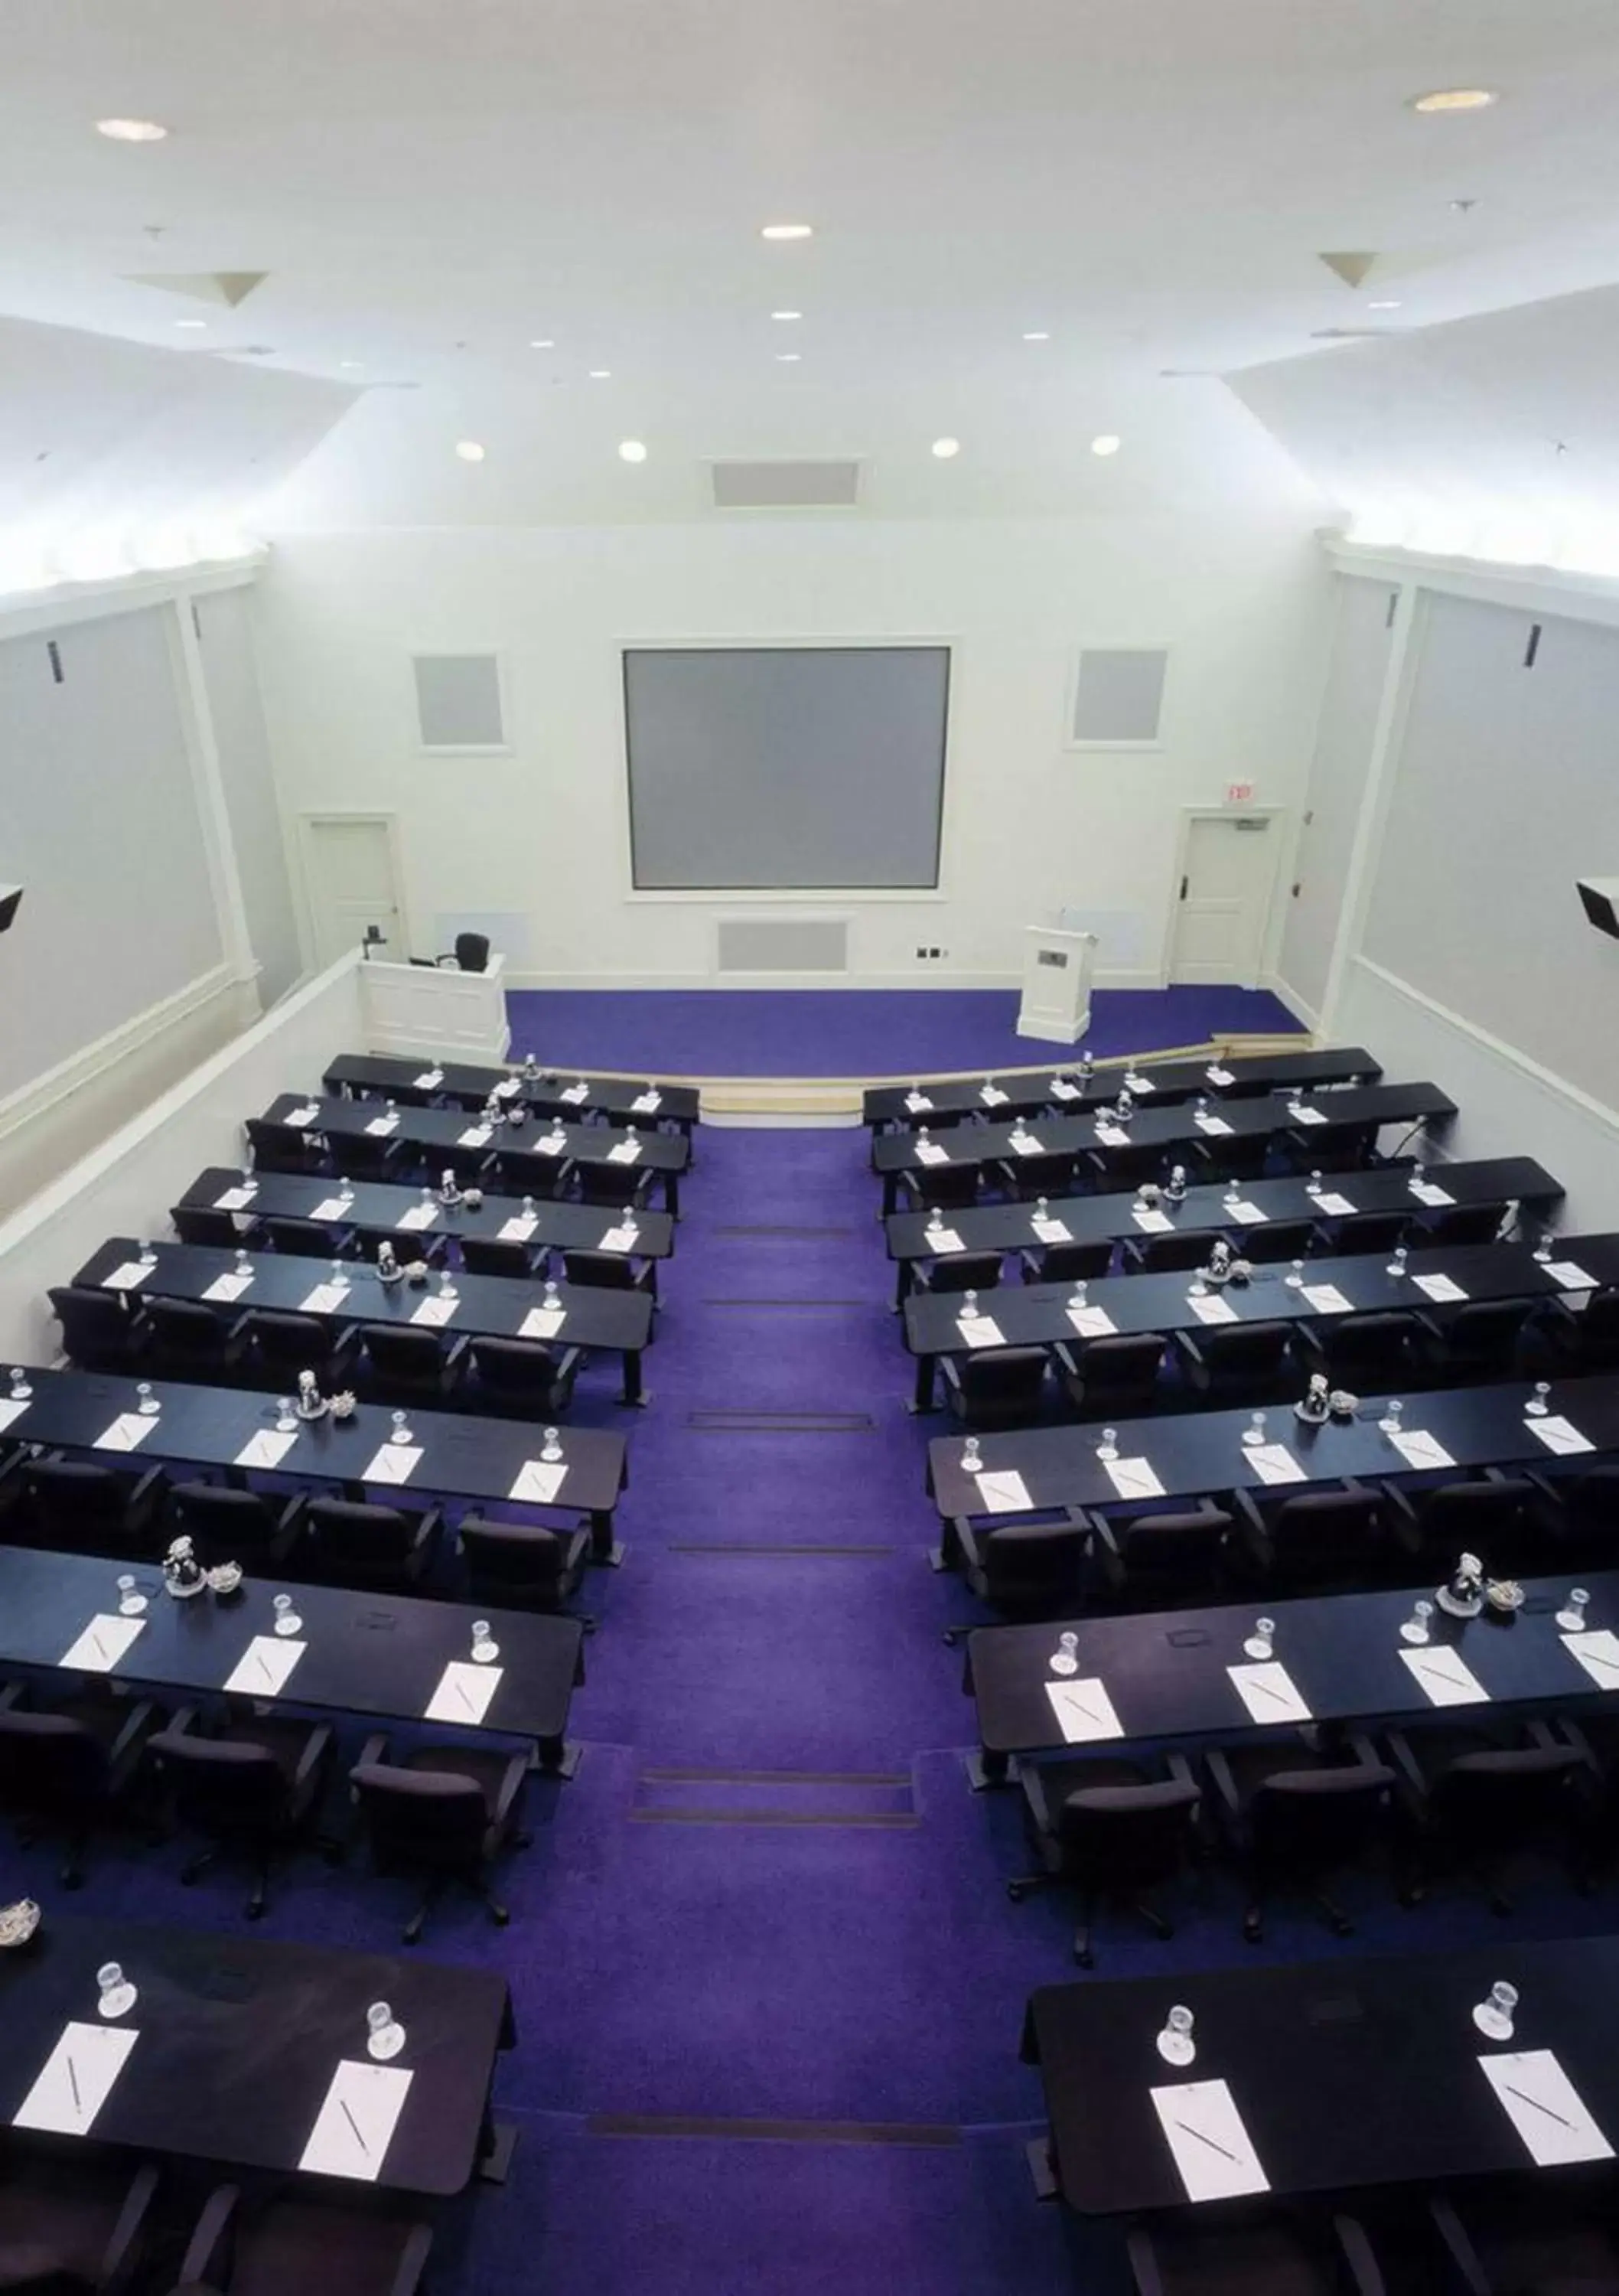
3,1125,1609,2293
503,986,1302,1078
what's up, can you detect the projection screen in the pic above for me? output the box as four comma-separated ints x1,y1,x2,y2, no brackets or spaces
623,645,951,890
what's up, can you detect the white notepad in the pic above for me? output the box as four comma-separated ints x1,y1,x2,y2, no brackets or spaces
972,1469,1033,1512
904,1093,933,1113
1414,1272,1468,1303
519,1307,565,1341
1044,1678,1124,1744
202,1271,253,1304
93,1414,155,1454
1151,2079,1270,2202
1409,1179,1454,1208
224,1636,306,1696
1225,1200,1268,1225
1048,1078,1079,1101
298,2060,413,2182
509,1459,568,1504
60,1614,146,1673
103,1261,152,1292
425,1659,504,1725
1067,1306,1118,1339
286,1105,321,1127
300,1282,350,1316
1314,1192,1357,1218
923,1229,964,1254
1546,1261,1598,1290
1104,1456,1165,1501
500,1215,539,1241
363,1116,397,1137
979,1085,1008,1107
1399,1646,1489,1707
1290,1104,1327,1127
1132,1208,1174,1234
310,1196,350,1221
608,1139,643,1165
562,1082,591,1104
458,1125,492,1148
363,1443,422,1486
396,1203,438,1231
1189,1294,1239,1326
410,1295,458,1329
1007,1133,1044,1158
1124,1075,1155,1094
1031,1217,1071,1244
536,1133,568,1156
13,2024,138,2137
494,1077,522,1099
0,1397,30,1436
1206,1066,1236,1087
412,1068,444,1089
234,1427,298,1470
1563,1629,1619,1689
1228,1660,1311,1723
1387,1427,1455,1471
914,1142,949,1166
213,1186,257,1211
1247,1443,1305,1486
956,1314,1005,1349
632,1091,663,1114
1527,1414,1595,1456
1301,1283,1351,1315
601,1225,638,1254
1194,1114,1233,1137
1479,2050,1614,2167
1093,1124,1130,1148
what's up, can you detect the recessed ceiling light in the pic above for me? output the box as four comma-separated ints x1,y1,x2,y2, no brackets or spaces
931,437,962,459
1022,331,1051,342
761,222,813,241
454,440,486,462
618,439,648,464
1367,300,1402,311
1090,434,1122,457
774,351,801,363
174,318,207,329
96,116,168,142
529,338,555,350
340,359,363,369
588,368,611,380
771,310,803,322
1409,87,1498,113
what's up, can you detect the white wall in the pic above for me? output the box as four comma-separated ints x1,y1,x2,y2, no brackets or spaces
197,585,305,1005
253,513,1331,990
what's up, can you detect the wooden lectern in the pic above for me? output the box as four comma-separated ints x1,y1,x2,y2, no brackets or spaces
1016,925,1096,1044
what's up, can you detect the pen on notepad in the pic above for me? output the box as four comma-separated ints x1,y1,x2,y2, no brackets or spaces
340,2100,370,2152
1503,2082,1573,2128
1246,1677,1295,1709
457,1679,477,1714
67,2058,81,2113
1171,2118,1237,2162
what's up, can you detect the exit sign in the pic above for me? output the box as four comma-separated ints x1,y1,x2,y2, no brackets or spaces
1224,782,1256,805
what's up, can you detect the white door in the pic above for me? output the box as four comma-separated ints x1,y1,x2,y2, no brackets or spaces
301,817,405,968
1168,814,1279,986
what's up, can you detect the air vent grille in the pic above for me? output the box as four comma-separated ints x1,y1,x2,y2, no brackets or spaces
710,460,862,510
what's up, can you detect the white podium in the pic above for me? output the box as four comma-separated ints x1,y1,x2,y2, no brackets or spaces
359,952,511,1063
1015,926,1096,1045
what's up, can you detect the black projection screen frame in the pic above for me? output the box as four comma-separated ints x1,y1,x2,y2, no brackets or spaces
621,643,953,893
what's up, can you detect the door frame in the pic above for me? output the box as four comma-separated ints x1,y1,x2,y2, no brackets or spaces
295,810,412,968
1160,806,1287,990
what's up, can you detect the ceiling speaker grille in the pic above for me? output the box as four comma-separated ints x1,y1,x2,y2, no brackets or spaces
710,460,862,510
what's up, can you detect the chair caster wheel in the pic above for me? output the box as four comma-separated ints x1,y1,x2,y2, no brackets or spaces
1073,1946,1094,1969
1242,1913,1262,1945
1006,1880,1028,1903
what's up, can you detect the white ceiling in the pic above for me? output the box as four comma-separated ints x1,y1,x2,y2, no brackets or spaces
4,0,1619,524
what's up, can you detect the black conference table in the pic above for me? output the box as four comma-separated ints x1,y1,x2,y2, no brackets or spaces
884,1155,1564,1304
323,1051,702,1134
862,1045,1381,1132
871,1081,1458,1215
1024,1935,1619,2215
0,1368,629,1562
262,1094,690,1216
0,1541,585,1773
75,1235,656,1407
927,1370,1619,1539
901,1235,1589,1412
0,1913,513,2195
967,1564,1619,1775
176,1165,675,1282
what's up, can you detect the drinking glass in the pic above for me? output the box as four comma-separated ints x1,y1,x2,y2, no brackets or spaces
1400,1597,1435,1646
1474,1981,1518,2041
1157,2005,1196,2066
1096,1427,1119,1463
1558,1587,1591,1634
1244,1615,1275,1661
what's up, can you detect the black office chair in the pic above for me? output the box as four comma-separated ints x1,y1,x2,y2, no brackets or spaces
1536,1284,1619,1375
166,1482,305,1572
490,1149,572,1200
1226,1482,1387,1595
173,2184,432,2296
562,1247,654,1296
0,1686,161,1887
1056,1332,1167,1420
461,1236,540,1280
1125,2211,1389,2296
1528,1460,1619,1573
354,1323,467,1409
897,1163,980,1213
1090,1501,1233,1610
1207,1732,1401,1942
1083,1141,1166,1194
1292,1309,1422,1391
331,1130,405,1183
939,1347,1048,1428
1417,1200,1507,1248
948,1517,1090,1634
144,1296,248,1384
47,1285,148,1374
1007,1752,1202,1966
1386,1717,1595,1911
1239,1218,1318,1266
445,931,490,974
1174,1319,1293,1407
173,1205,256,1250
1279,1119,1377,1173
574,1163,656,1211
1415,1297,1535,1384
1193,1134,1271,1186
459,1517,591,1618
21,1457,165,1557
237,1309,357,1393
1321,1209,1409,1257
348,1734,531,1942
1018,1238,1113,1287
260,1215,356,1261
1428,2185,1619,2296
244,1118,328,1176
0,2157,160,2296
914,1250,1002,1298
1386,1475,1539,1580
147,1711,335,1919
1122,1228,1210,1277
427,1141,497,1189
993,1150,1077,1204
464,1335,581,1418
299,1497,443,1592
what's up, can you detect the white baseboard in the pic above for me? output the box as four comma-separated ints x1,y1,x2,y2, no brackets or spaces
500,968,1167,993
1262,972,1321,1032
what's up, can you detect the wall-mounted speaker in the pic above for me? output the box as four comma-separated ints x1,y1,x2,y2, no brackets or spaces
1575,878,1619,942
